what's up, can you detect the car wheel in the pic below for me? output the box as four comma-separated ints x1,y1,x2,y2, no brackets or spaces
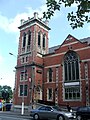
77,115,82,120
33,113,39,120
57,115,65,120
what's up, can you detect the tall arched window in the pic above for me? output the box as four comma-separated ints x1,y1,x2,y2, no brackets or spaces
43,34,46,48
64,51,79,82
28,30,31,45
22,32,26,47
47,68,53,82
63,51,80,100
38,32,41,46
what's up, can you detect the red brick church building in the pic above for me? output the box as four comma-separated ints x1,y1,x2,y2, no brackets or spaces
13,12,90,110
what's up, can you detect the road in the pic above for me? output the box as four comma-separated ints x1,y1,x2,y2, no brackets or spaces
0,112,32,120
0,111,77,120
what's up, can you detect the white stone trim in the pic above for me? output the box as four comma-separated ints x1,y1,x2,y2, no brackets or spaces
44,46,90,58
61,41,78,47
75,46,90,52
64,82,80,86
82,59,90,62
37,53,43,57
45,64,61,68
20,22,49,32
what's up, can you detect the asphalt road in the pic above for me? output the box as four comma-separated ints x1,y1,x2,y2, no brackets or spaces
0,111,77,120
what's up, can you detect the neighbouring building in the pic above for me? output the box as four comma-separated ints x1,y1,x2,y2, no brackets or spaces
13,12,90,110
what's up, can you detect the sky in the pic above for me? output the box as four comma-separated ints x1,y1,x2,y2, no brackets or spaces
0,0,90,90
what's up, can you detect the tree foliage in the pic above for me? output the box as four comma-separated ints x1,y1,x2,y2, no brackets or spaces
0,85,13,101
43,0,90,29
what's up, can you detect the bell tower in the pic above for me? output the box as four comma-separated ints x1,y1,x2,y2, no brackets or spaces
18,12,50,56
14,12,50,110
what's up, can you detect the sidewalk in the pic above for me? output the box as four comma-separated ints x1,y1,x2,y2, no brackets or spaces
0,110,30,117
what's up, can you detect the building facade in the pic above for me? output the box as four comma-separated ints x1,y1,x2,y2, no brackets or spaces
13,12,90,109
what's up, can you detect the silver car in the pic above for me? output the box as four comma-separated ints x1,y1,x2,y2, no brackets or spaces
30,105,76,120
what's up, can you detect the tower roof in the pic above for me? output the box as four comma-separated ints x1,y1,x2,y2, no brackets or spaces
18,12,51,30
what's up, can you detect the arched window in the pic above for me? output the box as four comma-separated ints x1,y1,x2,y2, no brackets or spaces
47,68,53,82
22,32,26,47
43,34,46,48
28,30,31,45
63,51,80,100
47,88,53,101
64,51,79,82
38,32,41,46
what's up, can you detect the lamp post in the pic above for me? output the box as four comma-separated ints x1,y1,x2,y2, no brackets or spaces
21,64,25,115
9,52,25,115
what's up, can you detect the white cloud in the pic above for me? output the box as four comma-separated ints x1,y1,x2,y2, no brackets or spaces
0,12,30,33
0,0,80,34
0,72,15,89
0,5,47,33
0,3,62,34
26,5,47,18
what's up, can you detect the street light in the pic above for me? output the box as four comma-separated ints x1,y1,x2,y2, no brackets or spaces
9,52,25,115
9,53,16,57
21,65,25,115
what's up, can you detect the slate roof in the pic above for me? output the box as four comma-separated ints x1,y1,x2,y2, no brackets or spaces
49,45,60,54
80,37,90,44
49,37,90,54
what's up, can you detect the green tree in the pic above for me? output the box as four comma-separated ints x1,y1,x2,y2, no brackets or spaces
43,0,90,29
0,85,3,98
0,85,13,102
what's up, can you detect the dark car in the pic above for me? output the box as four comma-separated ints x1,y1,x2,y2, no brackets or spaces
5,103,12,111
76,106,90,120
30,105,76,120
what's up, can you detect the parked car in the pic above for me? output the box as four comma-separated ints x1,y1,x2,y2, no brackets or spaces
30,105,76,120
76,106,90,120
0,102,12,111
5,103,13,111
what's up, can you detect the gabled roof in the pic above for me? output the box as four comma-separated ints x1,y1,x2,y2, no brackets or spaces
18,12,51,30
49,34,90,54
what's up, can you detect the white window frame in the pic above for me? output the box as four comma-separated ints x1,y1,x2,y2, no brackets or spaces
47,88,53,101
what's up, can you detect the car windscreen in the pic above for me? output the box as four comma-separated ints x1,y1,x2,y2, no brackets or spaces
52,106,62,111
